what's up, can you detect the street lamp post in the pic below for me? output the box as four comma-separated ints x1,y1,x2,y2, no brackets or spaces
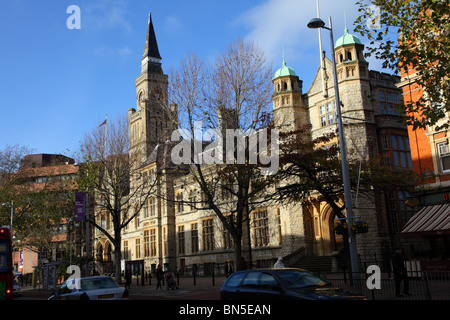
75,163,90,277
308,16,361,291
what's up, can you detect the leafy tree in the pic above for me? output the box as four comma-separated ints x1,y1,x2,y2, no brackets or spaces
354,0,450,130
271,125,415,221
0,145,75,254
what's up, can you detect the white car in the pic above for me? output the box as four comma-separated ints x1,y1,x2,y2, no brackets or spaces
48,276,129,300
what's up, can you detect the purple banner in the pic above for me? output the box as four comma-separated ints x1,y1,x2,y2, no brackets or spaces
75,192,86,221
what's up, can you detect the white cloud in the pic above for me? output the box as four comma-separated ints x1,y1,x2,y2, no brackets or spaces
234,0,389,84
233,0,368,64
84,0,132,33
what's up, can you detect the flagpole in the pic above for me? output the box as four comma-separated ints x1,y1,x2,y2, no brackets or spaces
317,0,328,98
105,114,108,154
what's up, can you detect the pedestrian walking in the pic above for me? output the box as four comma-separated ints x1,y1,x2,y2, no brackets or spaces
156,264,164,291
391,248,410,296
125,265,132,289
226,259,234,277
274,257,285,268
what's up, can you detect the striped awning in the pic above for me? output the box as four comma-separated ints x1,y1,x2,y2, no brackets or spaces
401,203,450,236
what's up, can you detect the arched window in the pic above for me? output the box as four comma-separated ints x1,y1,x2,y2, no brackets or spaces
101,216,106,229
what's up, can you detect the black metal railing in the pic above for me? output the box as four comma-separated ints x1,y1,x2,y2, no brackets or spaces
319,271,450,300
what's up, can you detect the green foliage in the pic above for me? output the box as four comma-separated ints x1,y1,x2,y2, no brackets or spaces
271,125,415,220
0,145,76,252
354,0,450,130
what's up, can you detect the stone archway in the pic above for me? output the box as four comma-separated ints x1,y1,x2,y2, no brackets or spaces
104,241,112,262
96,243,104,262
320,204,335,254
321,204,344,254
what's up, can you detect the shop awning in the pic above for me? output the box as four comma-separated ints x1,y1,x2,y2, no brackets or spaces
401,203,450,236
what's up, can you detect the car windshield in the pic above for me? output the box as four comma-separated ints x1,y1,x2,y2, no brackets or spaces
80,277,118,291
277,271,328,289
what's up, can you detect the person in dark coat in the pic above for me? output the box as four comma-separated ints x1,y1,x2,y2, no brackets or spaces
156,264,164,291
391,248,410,296
124,265,132,289
225,259,234,277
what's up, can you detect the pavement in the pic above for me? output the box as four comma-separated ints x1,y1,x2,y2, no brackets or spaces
127,276,225,300
15,276,226,300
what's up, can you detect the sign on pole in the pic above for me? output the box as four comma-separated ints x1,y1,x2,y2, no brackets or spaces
75,192,86,221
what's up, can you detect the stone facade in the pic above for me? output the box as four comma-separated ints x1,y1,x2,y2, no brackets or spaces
94,17,411,275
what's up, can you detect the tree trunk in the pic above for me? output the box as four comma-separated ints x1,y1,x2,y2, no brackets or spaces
113,227,122,283
233,236,243,271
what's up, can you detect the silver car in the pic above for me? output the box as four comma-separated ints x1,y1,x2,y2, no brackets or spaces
48,276,129,300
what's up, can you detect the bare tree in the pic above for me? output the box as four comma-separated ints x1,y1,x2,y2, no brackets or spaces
164,39,276,270
78,115,158,281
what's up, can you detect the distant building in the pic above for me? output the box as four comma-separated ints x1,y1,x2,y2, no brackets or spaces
11,154,79,276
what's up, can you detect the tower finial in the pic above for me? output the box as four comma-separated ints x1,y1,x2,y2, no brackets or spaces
344,10,349,34
282,43,286,66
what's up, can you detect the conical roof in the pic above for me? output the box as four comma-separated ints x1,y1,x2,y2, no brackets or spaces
143,13,162,61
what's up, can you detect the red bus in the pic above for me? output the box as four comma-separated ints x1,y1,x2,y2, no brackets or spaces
0,227,14,300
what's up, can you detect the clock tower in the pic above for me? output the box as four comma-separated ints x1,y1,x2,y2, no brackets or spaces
129,13,175,165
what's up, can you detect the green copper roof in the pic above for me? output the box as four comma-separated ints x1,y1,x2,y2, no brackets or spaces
273,58,297,80
335,26,362,48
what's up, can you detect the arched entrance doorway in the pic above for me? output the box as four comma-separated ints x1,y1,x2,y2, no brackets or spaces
305,198,345,256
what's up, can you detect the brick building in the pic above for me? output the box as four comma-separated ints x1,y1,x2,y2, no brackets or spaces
8,154,79,276
397,59,450,264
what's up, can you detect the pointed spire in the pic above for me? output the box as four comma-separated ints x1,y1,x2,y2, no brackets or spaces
143,13,162,61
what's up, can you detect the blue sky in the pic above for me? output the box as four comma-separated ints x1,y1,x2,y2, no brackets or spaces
0,0,388,158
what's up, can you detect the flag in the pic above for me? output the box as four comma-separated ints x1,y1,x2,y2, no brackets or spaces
99,119,107,127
